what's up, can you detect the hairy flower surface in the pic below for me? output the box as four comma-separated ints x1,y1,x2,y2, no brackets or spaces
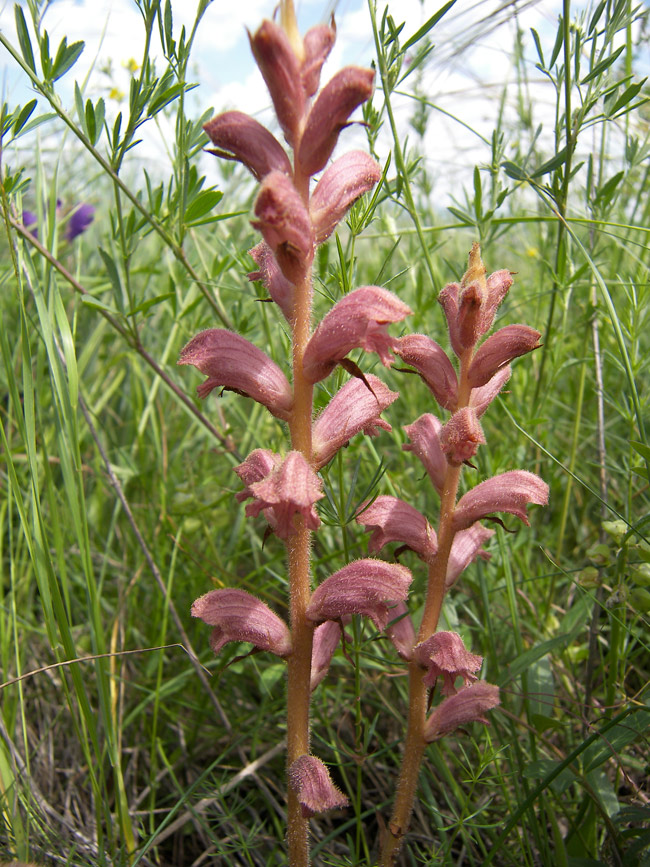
446,525,494,588
469,366,511,417
310,621,342,690
440,407,486,465
306,559,412,630
312,374,398,469
248,241,295,321
310,150,382,244
297,66,375,175
424,681,500,741
356,495,438,562
414,631,483,693
303,286,411,383
385,600,416,660
288,755,349,817
253,171,314,282
191,588,292,657
402,413,447,495
453,470,549,531
234,449,282,501
467,324,541,387
204,111,292,180
178,329,293,420
246,451,323,539
395,334,458,410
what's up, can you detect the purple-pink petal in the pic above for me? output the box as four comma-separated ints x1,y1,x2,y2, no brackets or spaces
303,286,412,383
204,111,291,180
191,588,291,657
301,21,336,97
467,324,541,388
233,449,282,503
310,621,342,691
247,451,323,539
452,470,549,531
469,366,511,417
386,600,416,661
414,631,482,693
248,241,295,322
424,681,500,741
403,413,447,496
440,407,485,466
310,151,382,244
446,525,494,589
252,171,314,283
395,334,459,411
312,374,398,469
297,66,375,176
306,559,412,631
249,19,304,145
288,755,349,817
178,329,293,420
356,495,437,562
65,203,94,241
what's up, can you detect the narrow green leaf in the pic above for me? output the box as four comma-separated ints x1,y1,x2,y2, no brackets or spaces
80,295,121,315
530,28,545,67
497,634,575,687
85,98,96,146
583,705,650,773
531,146,568,178
127,292,175,317
502,160,528,181
52,38,84,81
608,79,646,116
580,44,624,84
402,0,456,51
588,0,607,34
630,440,650,461
74,81,85,130
15,6,36,72
549,18,564,68
11,99,37,136
184,189,223,223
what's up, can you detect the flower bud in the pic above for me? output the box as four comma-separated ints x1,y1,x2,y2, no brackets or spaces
440,407,485,465
424,681,500,741
302,19,336,96
288,755,349,817
414,631,482,693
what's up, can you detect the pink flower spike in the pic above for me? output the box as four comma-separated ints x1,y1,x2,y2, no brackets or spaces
306,559,412,631
203,111,291,181
178,329,293,420
467,324,541,388
403,413,447,496
248,241,295,322
288,755,349,817
253,171,314,283
440,407,485,466
302,19,336,97
298,66,375,176
303,286,412,384
191,588,291,658
356,496,437,563
452,470,549,532
312,374,398,469
424,681,500,742
414,631,483,693
310,151,382,244
395,334,459,411
310,621,341,691
446,525,494,589
470,366,511,418
386,600,416,661
233,449,282,503
249,19,304,146
247,451,323,539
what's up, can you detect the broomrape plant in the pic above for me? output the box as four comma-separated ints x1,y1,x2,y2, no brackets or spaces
180,2,548,864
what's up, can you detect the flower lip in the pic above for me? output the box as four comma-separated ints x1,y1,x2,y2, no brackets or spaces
356,495,438,563
204,111,291,181
288,755,349,817
452,469,549,531
246,450,323,539
302,286,412,384
395,334,459,411
310,150,382,244
424,681,500,742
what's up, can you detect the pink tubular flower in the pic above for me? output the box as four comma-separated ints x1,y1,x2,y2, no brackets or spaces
288,755,349,817
440,407,485,465
356,496,437,562
312,374,398,469
469,366,511,417
234,449,282,502
253,171,314,283
306,559,412,631
424,681,500,742
310,621,342,690
302,286,412,383
386,600,416,661
403,414,447,496
301,19,336,96
452,470,549,532
467,324,541,388
395,334,459,411
414,631,483,693
203,111,291,181
244,451,323,539
297,66,376,176
310,151,382,244
248,241,295,322
191,588,292,657
178,329,293,420
446,525,494,589
249,19,304,145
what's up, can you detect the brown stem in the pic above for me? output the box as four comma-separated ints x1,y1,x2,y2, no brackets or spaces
285,163,315,867
379,349,472,865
